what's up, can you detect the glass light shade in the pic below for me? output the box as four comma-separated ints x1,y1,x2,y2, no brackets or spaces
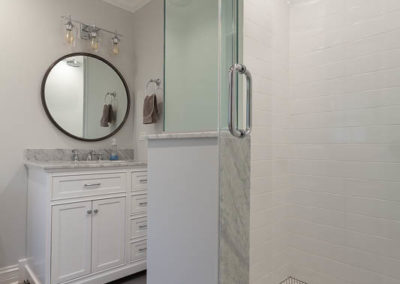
90,37,99,51
65,29,74,44
112,43,119,55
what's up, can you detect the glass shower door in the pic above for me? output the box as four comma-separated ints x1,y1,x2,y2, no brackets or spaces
218,1,251,283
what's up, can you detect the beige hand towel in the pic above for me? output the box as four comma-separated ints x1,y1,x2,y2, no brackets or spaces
143,94,159,124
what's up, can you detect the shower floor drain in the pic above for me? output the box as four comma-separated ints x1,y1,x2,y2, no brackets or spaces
280,276,308,284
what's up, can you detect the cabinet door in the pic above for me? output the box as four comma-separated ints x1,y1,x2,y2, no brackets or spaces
51,202,92,283
92,197,126,272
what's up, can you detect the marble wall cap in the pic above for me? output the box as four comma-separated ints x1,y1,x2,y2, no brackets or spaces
147,131,218,140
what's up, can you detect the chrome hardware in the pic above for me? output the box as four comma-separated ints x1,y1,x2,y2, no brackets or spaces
87,210,92,215
139,224,147,230
138,202,147,206
93,209,99,214
145,79,161,96
72,149,79,161
87,150,94,161
228,64,252,138
138,248,147,253
94,153,104,161
84,183,101,188
93,152,104,161
139,179,147,184
87,151,103,161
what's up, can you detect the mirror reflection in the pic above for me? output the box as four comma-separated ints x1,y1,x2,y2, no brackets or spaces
42,54,129,141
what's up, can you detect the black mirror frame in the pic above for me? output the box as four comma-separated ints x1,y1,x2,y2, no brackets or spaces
41,52,131,142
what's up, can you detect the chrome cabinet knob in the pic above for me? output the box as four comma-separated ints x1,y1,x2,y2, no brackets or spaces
72,149,79,161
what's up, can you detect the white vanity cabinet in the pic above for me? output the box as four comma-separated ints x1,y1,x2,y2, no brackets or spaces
25,163,147,284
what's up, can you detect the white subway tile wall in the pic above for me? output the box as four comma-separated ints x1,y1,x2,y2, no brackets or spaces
288,0,400,283
246,0,290,283
248,0,400,283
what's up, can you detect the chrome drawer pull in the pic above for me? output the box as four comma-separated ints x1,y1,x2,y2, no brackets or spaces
138,248,147,253
84,183,101,188
139,225,147,230
138,202,147,206
139,179,148,184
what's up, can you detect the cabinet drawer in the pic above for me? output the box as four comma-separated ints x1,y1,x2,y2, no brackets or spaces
131,195,147,215
131,172,147,192
130,217,147,240
130,240,147,262
52,173,126,200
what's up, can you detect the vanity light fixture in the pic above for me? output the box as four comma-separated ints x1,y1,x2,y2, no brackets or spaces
112,32,120,55
61,15,123,55
64,16,75,44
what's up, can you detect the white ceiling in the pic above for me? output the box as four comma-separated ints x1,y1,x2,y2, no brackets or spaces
102,0,153,14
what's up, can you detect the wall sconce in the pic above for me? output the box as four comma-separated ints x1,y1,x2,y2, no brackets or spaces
62,16,123,55
89,26,99,51
64,16,75,44
112,32,121,55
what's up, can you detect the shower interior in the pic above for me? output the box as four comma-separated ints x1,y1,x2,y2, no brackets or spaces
163,0,400,283
247,0,400,284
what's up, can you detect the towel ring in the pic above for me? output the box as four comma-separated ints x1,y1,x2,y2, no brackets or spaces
145,79,161,96
104,92,117,104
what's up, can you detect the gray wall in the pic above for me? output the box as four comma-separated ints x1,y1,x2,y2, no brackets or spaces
147,138,219,284
0,0,163,268
131,0,165,162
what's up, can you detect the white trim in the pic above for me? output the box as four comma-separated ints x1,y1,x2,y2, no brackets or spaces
21,259,146,284
0,264,19,284
19,258,41,284
102,0,152,14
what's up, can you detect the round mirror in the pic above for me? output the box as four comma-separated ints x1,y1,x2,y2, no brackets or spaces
41,53,130,141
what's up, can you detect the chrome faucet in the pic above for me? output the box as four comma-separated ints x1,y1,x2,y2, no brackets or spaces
72,149,79,162
87,150,103,161
87,150,94,161
94,152,104,161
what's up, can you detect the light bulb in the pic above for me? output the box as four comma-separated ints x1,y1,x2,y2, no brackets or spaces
90,27,99,51
91,37,99,51
64,18,74,45
65,29,74,44
112,43,119,55
112,33,120,55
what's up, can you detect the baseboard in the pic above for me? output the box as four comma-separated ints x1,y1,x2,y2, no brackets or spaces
0,264,19,284
19,260,145,284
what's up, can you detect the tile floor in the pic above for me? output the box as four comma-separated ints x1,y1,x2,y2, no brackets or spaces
108,271,146,284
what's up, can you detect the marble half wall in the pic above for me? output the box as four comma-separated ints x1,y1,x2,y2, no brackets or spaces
219,131,251,284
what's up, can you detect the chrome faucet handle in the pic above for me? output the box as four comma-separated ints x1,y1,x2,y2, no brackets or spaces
72,149,79,161
92,152,104,161
87,150,95,161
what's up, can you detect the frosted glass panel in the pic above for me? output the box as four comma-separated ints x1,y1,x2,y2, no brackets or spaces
164,0,218,132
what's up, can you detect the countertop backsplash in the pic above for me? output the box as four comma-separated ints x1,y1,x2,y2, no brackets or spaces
24,148,135,162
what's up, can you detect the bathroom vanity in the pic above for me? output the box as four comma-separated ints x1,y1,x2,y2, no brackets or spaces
24,160,147,284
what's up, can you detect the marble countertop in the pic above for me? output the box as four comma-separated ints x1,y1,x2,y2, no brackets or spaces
25,160,147,171
147,131,218,140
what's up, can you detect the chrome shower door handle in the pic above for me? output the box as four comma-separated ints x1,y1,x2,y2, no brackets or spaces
228,64,252,138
